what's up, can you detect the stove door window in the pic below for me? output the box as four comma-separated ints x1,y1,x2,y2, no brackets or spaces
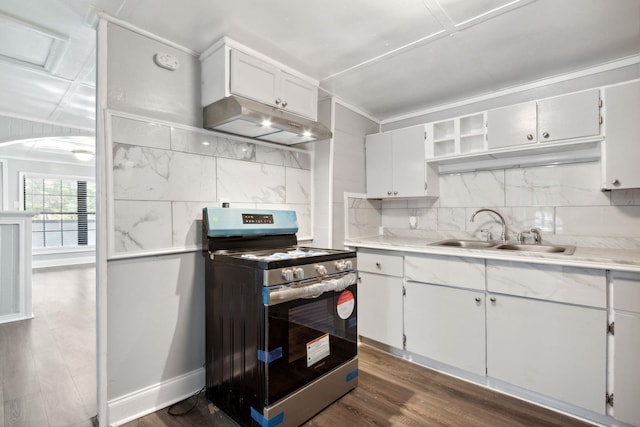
265,287,357,404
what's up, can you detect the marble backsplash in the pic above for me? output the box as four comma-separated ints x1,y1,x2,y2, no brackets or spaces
347,161,640,249
110,114,312,256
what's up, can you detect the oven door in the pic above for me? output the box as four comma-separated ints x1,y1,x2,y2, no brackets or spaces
263,272,358,405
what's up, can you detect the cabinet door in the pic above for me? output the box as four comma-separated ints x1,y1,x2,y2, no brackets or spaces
602,81,640,190
405,283,485,376
230,50,279,106
365,132,393,198
279,71,317,119
486,294,606,414
613,312,640,426
537,89,601,142
358,272,403,349
487,101,537,149
391,125,426,198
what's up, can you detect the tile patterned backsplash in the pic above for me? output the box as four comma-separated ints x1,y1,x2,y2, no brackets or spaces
110,115,312,255
348,161,640,249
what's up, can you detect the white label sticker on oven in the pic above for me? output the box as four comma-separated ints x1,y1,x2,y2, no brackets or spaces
307,333,330,367
337,290,355,319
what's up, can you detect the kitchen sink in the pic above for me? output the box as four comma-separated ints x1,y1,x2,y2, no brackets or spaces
494,243,576,255
429,239,498,249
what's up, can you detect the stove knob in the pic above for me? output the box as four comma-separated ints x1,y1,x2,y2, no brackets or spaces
293,267,304,280
335,260,347,271
281,269,293,281
315,264,328,275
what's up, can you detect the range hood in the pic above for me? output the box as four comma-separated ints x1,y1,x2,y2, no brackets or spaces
203,95,332,145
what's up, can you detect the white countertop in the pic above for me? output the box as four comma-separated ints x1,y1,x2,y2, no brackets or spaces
345,235,640,274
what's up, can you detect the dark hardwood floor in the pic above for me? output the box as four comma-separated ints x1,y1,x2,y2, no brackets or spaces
123,344,592,427
0,265,96,427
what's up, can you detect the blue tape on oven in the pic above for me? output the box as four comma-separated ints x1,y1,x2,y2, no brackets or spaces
257,347,283,364
346,369,359,382
251,407,285,427
262,287,269,305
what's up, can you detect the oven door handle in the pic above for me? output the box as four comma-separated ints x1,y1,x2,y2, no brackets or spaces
264,272,357,306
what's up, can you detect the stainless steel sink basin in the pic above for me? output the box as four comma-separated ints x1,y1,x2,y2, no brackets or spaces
430,239,497,249
494,243,576,255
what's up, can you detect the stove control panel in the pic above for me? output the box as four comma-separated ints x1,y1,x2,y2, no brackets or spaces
266,257,357,287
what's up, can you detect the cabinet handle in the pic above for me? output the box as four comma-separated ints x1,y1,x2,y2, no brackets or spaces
526,134,533,141
393,191,398,195
387,191,392,195
375,262,381,269
282,101,288,108
542,132,550,138
490,297,496,302
275,98,281,105
475,297,481,302
612,179,620,186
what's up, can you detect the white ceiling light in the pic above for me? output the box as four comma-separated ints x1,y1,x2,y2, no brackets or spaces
72,149,94,161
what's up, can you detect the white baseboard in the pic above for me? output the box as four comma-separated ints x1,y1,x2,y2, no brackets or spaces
107,367,205,426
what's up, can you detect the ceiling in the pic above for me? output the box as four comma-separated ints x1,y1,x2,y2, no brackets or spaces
0,0,639,132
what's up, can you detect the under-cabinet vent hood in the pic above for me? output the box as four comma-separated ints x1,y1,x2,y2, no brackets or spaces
203,95,331,145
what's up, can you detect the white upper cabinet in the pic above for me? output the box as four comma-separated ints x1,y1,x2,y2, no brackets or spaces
487,101,537,149
201,40,318,120
230,50,317,119
229,50,279,107
537,89,601,142
488,89,601,149
365,132,393,198
602,80,640,190
366,125,439,198
279,71,318,120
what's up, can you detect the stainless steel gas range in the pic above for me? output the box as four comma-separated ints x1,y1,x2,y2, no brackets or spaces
202,208,358,427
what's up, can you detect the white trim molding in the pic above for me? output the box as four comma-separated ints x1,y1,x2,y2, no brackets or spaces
107,368,205,426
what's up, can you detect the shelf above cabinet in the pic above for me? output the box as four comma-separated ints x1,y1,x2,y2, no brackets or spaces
428,137,602,174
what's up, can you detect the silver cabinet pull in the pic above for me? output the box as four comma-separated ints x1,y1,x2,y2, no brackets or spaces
393,191,398,195
612,179,620,185
542,132,550,138
375,262,381,269
475,297,481,302
526,134,533,141
282,101,288,107
490,297,496,302
387,191,392,195
275,98,281,105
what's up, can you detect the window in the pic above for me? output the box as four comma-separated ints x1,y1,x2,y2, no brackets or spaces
22,175,96,249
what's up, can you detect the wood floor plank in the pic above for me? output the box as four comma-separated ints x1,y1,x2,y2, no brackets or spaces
129,343,593,426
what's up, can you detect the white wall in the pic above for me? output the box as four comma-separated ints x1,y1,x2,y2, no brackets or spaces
331,103,378,249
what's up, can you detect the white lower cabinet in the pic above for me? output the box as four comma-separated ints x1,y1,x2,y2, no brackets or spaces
611,272,640,426
357,250,404,349
359,250,624,423
405,282,485,376
486,294,606,414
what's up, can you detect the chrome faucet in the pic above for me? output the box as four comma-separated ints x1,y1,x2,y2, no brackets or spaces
519,227,542,244
470,208,507,243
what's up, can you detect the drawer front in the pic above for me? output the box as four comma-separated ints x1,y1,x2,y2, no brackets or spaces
405,254,485,291
486,260,606,308
612,272,640,313
357,251,403,277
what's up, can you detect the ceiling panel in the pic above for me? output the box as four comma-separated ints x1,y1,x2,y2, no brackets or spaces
435,0,528,25
0,61,72,119
0,17,55,66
